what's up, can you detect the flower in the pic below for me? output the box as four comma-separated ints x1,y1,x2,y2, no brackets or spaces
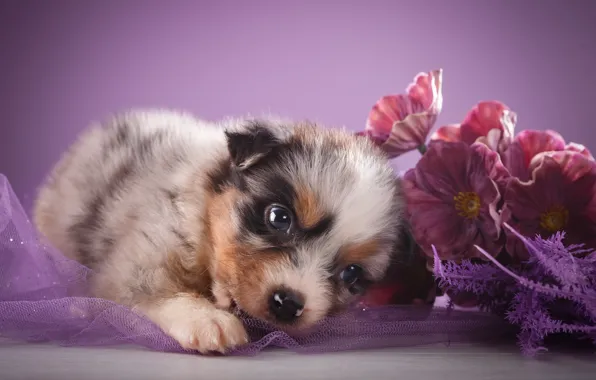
500,129,566,181
501,151,596,261
359,69,443,158
430,123,460,142
501,130,595,182
431,101,517,153
565,142,595,160
403,140,511,263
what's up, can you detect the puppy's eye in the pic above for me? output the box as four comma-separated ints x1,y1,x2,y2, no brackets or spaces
340,264,367,295
267,205,293,232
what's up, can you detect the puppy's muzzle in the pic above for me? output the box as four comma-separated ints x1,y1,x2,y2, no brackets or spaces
268,288,305,323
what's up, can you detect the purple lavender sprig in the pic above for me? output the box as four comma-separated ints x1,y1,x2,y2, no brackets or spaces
433,223,596,356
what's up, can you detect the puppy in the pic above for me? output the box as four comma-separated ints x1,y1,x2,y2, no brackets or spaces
33,109,405,353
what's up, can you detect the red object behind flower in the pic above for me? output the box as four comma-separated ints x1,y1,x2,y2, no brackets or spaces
359,248,436,307
431,101,517,153
501,151,596,261
403,140,510,263
360,69,443,158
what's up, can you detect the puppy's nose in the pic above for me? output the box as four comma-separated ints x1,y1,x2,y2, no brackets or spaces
268,289,304,323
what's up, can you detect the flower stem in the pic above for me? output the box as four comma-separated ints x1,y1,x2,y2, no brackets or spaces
417,144,428,155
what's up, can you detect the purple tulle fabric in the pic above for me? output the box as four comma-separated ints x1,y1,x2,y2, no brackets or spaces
0,174,509,355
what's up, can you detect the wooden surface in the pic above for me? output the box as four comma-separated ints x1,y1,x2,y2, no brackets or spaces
0,341,594,380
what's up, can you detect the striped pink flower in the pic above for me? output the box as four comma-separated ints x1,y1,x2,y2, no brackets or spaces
358,69,443,158
431,101,517,154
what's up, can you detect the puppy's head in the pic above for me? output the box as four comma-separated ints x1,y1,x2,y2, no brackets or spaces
208,119,404,331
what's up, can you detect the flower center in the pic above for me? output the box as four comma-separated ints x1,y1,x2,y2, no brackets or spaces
453,192,481,219
539,205,569,233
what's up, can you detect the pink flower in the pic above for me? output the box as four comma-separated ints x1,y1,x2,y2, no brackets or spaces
565,142,595,160
403,140,510,263
430,123,460,142
501,151,596,261
359,69,443,158
501,129,594,181
431,101,517,153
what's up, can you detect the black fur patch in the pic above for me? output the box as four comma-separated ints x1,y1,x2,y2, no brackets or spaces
103,122,131,159
68,160,134,268
69,197,103,268
206,158,246,194
236,172,297,244
224,122,281,168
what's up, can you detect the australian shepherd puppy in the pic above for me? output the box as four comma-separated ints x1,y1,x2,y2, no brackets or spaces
33,109,405,354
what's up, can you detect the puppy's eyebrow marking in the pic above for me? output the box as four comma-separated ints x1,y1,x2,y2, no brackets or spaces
302,215,334,240
293,183,326,229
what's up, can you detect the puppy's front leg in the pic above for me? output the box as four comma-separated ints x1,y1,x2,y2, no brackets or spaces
136,293,248,354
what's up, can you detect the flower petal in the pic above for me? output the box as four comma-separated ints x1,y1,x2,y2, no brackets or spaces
430,124,461,142
501,129,566,181
364,69,444,158
470,142,511,194
565,142,595,161
475,129,502,151
460,101,517,152
468,143,511,234
382,112,438,157
529,150,595,182
403,178,468,259
411,140,472,200
407,69,443,111
366,94,413,137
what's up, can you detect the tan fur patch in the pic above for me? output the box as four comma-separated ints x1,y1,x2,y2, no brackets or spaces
235,248,291,317
293,123,350,148
207,187,293,318
164,252,212,296
294,183,325,229
203,187,240,287
339,239,380,266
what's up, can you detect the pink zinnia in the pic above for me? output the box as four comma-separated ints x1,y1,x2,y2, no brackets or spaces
359,69,443,158
501,151,596,261
403,140,510,263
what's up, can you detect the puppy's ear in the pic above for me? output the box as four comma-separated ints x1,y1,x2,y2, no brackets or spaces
224,123,282,170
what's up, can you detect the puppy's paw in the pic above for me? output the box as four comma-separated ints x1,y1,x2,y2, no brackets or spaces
168,307,249,354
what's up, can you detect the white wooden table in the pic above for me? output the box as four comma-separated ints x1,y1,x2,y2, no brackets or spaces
0,340,594,380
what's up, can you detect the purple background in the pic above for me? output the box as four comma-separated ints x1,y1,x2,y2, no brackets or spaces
2,0,595,214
